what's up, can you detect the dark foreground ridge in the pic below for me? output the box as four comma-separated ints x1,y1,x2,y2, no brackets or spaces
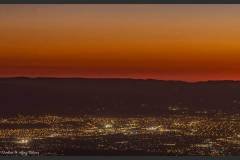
1,77,240,116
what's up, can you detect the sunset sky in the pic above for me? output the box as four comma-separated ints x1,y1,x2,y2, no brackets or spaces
1,5,240,81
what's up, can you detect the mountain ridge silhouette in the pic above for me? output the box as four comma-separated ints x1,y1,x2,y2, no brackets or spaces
1,77,240,116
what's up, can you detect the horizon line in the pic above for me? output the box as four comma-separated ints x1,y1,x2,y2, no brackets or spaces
1,76,240,83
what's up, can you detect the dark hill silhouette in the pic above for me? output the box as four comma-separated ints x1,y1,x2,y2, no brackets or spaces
0,77,240,116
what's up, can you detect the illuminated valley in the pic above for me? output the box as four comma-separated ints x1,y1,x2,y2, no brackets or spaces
0,114,239,155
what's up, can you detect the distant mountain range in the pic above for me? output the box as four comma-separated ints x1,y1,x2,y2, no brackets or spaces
1,77,240,116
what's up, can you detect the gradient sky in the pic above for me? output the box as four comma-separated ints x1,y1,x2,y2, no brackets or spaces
1,5,240,81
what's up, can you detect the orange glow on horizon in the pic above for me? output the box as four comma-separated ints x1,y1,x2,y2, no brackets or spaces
1,5,240,81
